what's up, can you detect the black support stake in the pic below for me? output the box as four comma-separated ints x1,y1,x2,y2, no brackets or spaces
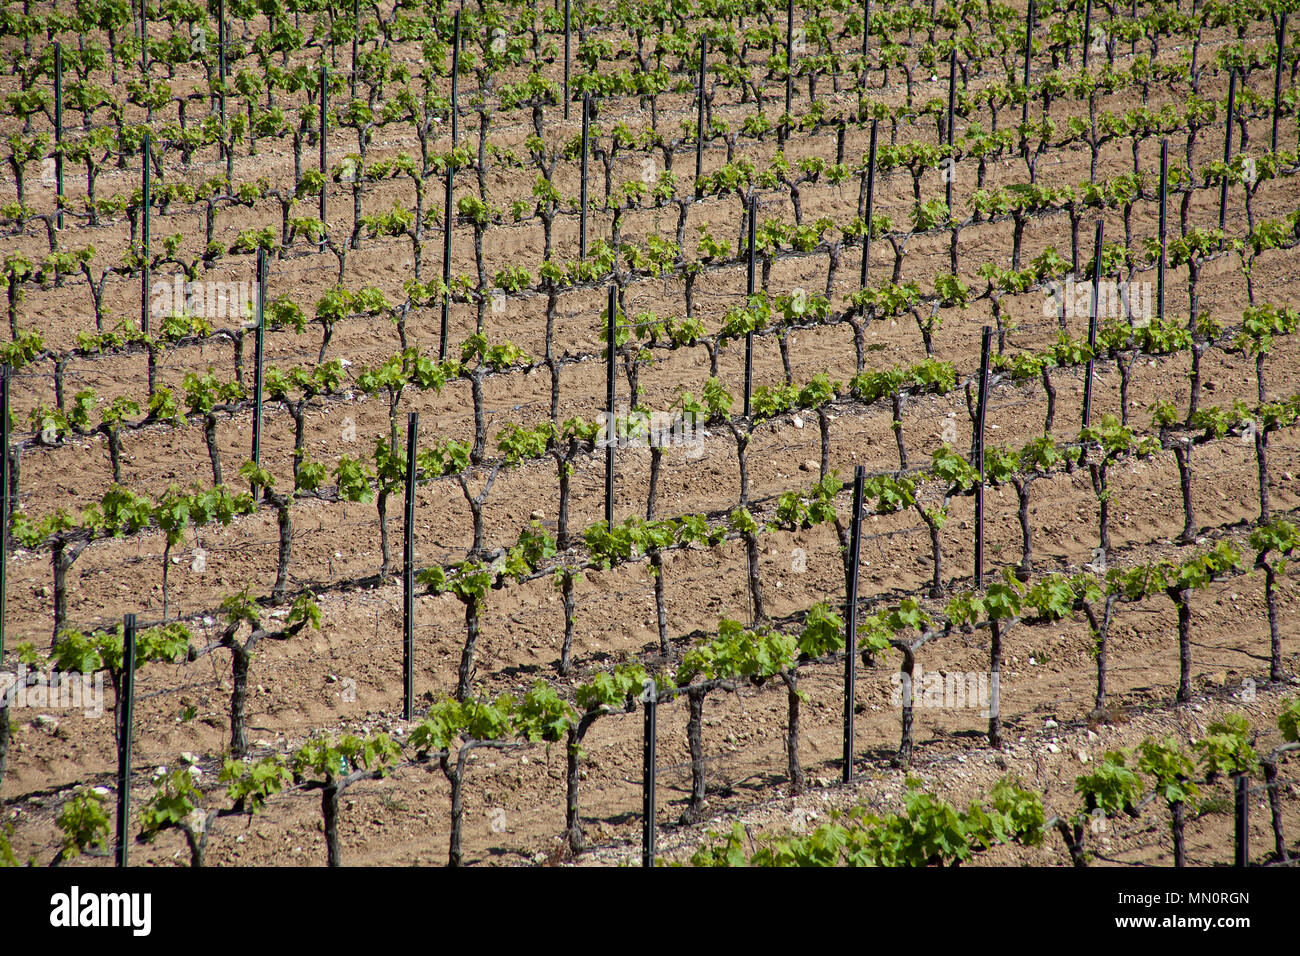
116,613,137,867
1234,774,1249,866
843,465,865,783
744,195,756,419
695,36,707,186
1083,220,1103,428
403,412,418,722
641,681,657,867
140,132,150,335
861,119,877,290
580,94,590,260
563,0,571,120
351,0,359,99
441,162,453,360
1157,139,1168,321
250,248,266,494
783,0,795,142
319,64,328,252
1022,0,1034,129
945,48,956,211
975,326,992,588
1082,0,1092,68
606,283,617,530
1274,14,1288,153
450,9,461,147
862,0,871,62
0,365,8,662
53,42,62,234
1219,67,1237,240
218,0,226,130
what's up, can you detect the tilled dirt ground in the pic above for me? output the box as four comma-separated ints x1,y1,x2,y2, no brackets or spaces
3,6,1300,866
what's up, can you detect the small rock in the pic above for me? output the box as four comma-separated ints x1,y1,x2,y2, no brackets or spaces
1046,743,1061,754
800,460,817,472
1044,718,1058,730
792,415,804,429
530,509,545,520
1078,750,1090,763
32,714,57,731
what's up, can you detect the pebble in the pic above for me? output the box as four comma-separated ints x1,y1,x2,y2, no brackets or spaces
1046,743,1061,754
1044,718,1058,729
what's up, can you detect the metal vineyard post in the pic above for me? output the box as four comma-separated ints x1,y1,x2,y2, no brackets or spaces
141,132,150,335
580,94,590,260
251,248,266,494
695,36,706,185
451,9,461,147
843,465,865,782
319,64,328,252
54,42,63,234
1157,139,1168,320
0,365,7,662
1220,68,1237,242
1234,773,1250,866
945,48,956,212
861,119,877,291
351,0,360,99
1274,14,1288,152
563,0,571,120
116,613,137,867
606,283,617,530
744,194,756,418
1083,220,1103,428
975,326,992,588
1083,0,1093,69
404,412,418,721
642,682,657,867
441,162,453,360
